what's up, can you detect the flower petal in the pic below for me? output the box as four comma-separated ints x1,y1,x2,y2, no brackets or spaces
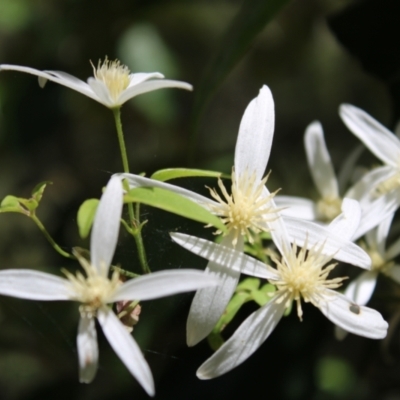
170,232,278,280
283,217,371,269
304,121,339,199
112,269,220,302
118,79,193,105
386,234,400,260
77,315,98,383
87,78,114,107
328,198,360,241
344,271,378,305
340,104,400,168
97,307,154,396
91,176,123,275
0,269,70,300
234,85,274,181
0,64,99,101
274,195,317,220
127,72,164,87
318,289,387,339
385,265,400,284
197,293,286,379
365,213,394,254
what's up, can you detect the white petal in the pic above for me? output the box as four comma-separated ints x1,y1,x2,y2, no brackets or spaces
318,289,387,339
0,269,70,300
234,85,274,181
127,72,164,87
365,213,394,254
91,176,123,275
340,104,400,167
97,307,154,396
87,78,114,107
304,121,338,198
0,64,99,101
118,79,193,105
337,144,364,194
274,195,318,220
334,326,348,341
197,293,286,379
111,269,220,302
328,198,360,241
117,173,215,210
77,315,98,383
385,265,400,284
170,232,278,280
186,235,242,346
283,217,371,269
344,271,378,305
386,234,400,260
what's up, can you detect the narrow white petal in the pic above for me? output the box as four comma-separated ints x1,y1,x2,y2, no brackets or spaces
365,213,394,254
197,293,286,379
284,217,371,269
304,121,339,198
91,176,123,275
328,198,360,241
111,269,220,302
117,173,216,210
127,72,164,87
0,64,99,101
340,104,400,167
318,289,387,339
344,271,378,305
186,235,242,346
97,307,154,396
118,79,193,105
334,325,348,341
386,235,400,260
385,265,400,284
87,78,114,107
170,232,278,280
338,144,364,194
0,270,71,300
274,195,318,220
234,85,274,181
77,315,98,383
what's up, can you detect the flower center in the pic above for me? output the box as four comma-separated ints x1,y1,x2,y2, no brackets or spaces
207,169,279,246
92,57,131,101
268,242,346,320
375,171,400,196
362,244,394,274
63,255,121,317
316,196,342,222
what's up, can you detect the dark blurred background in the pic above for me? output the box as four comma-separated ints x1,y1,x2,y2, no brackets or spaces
0,0,399,399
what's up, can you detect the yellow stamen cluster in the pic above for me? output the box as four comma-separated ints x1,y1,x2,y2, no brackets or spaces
63,254,121,317
316,196,342,222
207,169,279,246
375,172,400,196
91,57,131,101
268,242,346,320
361,243,394,274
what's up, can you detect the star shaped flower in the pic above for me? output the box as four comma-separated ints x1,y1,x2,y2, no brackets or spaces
119,85,290,345
180,198,388,379
0,57,192,109
0,176,218,395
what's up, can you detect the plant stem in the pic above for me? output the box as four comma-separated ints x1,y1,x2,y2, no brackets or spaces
112,108,150,274
31,215,75,259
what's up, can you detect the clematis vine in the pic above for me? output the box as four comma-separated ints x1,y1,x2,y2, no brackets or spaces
0,57,192,109
0,176,219,395
179,198,388,379
118,85,291,346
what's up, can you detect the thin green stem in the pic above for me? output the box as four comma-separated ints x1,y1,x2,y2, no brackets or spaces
31,215,75,259
112,108,150,274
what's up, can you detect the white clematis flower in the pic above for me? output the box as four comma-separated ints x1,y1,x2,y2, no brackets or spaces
275,121,399,238
189,198,387,379
119,85,289,346
0,57,192,108
339,104,400,204
0,176,218,395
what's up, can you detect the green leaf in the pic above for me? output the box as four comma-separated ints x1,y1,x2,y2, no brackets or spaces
125,187,226,233
31,181,52,203
251,290,272,307
236,277,260,292
1,195,20,209
77,199,99,239
151,168,228,182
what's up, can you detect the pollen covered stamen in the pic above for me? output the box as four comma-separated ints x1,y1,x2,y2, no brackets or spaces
316,196,342,222
63,254,121,317
207,169,279,245
91,57,131,101
361,243,394,274
375,171,400,196
268,242,346,320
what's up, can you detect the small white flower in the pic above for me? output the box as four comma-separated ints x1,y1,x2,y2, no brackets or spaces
191,199,388,379
0,176,218,395
0,57,192,108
